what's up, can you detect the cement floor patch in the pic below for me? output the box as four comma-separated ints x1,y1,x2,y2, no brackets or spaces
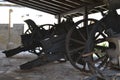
0,52,86,80
0,51,120,80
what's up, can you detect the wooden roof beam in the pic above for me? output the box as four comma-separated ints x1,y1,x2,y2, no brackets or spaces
66,0,88,6
8,0,58,15
29,0,66,12
14,0,62,13
38,0,71,10
56,2,104,18
79,0,98,4
19,0,63,13
52,0,77,8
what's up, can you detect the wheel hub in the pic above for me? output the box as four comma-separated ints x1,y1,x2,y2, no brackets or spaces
106,36,120,67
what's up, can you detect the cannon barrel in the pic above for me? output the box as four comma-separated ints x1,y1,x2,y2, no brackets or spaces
2,46,35,57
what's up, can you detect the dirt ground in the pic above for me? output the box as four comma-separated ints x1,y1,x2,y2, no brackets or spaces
0,51,90,80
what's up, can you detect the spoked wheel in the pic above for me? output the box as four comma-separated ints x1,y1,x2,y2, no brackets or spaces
39,24,54,30
25,24,54,56
25,28,32,34
66,19,109,73
24,27,44,56
39,24,55,37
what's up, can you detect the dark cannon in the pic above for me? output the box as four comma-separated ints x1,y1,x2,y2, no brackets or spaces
20,17,75,70
2,17,75,70
2,0,120,79
3,19,54,57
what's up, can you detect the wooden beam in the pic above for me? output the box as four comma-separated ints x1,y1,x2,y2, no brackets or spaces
66,0,88,5
8,0,58,15
36,0,71,10
56,2,104,18
29,0,66,12
79,0,97,4
52,0,77,8
18,0,62,13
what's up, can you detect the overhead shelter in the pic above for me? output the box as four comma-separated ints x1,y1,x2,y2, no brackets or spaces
4,0,107,18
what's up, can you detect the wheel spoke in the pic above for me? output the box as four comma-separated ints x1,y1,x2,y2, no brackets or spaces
93,55,106,63
95,33,100,39
69,46,85,54
95,38,106,44
98,56,108,68
70,38,85,45
76,29,86,41
75,54,83,64
99,32,107,38
94,53,101,58
83,63,86,71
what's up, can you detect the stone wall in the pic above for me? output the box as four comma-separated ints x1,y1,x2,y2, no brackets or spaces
0,24,24,50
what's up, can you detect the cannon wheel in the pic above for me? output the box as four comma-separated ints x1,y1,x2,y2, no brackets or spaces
39,24,54,30
25,24,54,34
66,19,109,73
25,24,54,56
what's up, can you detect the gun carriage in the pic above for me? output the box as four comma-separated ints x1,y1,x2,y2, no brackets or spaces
3,17,75,69
2,0,120,79
3,19,54,57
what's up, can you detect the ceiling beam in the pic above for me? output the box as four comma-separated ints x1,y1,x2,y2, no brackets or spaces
52,0,77,8
35,0,71,10
18,0,63,13
79,0,97,4
56,2,104,18
7,0,58,15
29,0,66,12
66,0,81,5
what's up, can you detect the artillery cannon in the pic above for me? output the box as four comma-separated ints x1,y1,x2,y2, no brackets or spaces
0,10,112,72
3,17,75,69
20,17,75,70
3,19,54,57
2,0,120,79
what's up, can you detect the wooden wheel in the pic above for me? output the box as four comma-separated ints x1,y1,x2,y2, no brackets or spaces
39,24,54,30
25,24,54,56
25,29,32,34
66,19,109,73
